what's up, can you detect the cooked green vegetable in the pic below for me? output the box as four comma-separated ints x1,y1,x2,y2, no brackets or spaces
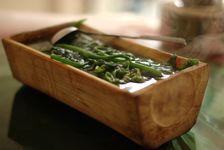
48,24,199,85
169,54,199,70
55,43,162,78
50,54,85,68
130,61,162,77
55,44,131,61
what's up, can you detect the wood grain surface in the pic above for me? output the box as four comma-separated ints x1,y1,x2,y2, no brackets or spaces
2,22,209,149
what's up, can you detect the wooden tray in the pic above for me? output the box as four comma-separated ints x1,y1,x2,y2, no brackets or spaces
2,22,209,149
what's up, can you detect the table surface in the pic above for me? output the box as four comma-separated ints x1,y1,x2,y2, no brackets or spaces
1,34,224,150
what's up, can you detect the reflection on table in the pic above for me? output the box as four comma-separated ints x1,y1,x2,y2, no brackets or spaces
9,86,146,150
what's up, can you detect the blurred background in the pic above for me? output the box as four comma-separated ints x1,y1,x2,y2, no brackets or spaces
0,0,162,35
1,0,224,62
0,0,161,14
0,0,165,54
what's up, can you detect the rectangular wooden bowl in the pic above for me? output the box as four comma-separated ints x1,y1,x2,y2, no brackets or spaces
2,22,209,149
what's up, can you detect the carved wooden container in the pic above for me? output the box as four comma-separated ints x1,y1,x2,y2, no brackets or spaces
2,22,209,149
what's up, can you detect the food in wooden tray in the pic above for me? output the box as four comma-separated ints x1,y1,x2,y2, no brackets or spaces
2,20,209,149
47,32,199,86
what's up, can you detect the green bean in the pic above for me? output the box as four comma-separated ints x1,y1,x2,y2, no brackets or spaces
50,54,84,68
55,44,130,61
55,44,162,77
130,61,162,77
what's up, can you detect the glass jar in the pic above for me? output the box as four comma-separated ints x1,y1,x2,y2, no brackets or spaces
160,0,224,43
160,0,224,60
178,0,222,7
